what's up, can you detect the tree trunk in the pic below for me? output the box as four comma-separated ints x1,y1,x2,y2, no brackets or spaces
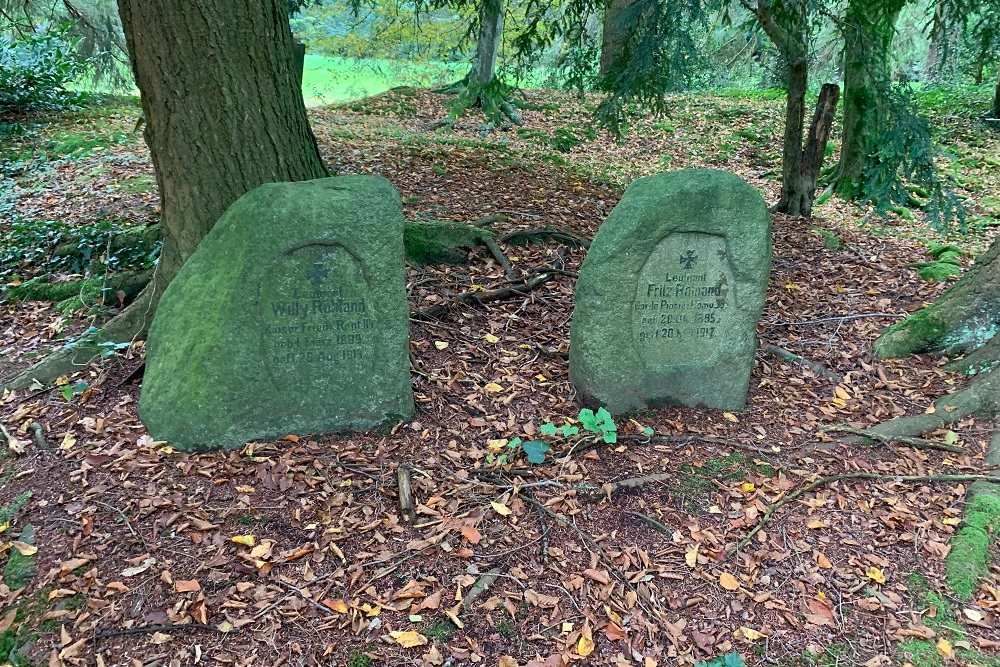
472,0,504,87
1,0,327,391
775,52,807,213
991,73,1000,119
600,0,634,77
798,83,840,208
834,0,905,198
876,241,1000,364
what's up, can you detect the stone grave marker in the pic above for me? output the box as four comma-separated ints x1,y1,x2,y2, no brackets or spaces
139,175,413,451
570,169,771,412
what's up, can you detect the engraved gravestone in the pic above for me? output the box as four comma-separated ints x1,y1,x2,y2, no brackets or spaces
570,169,771,412
139,175,413,451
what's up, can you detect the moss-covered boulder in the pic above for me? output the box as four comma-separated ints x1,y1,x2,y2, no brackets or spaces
570,170,771,412
139,176,414,451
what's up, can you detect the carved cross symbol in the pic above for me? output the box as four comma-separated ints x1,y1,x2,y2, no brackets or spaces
305,262,329,286
679,249,698,269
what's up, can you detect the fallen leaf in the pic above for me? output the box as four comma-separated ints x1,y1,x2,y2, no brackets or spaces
866,566,886,584
230,534,255,547
461,525,482,544
390,629,428,648
12,541,37,556
174,579,201,593
491,501,512,516
484,382,504,393
685,544,699,568
718,572,740,591
577,623,595,657
936,638,953,658
322,598,348,613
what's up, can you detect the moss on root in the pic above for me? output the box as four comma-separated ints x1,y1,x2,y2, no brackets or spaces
874,308,949,359
4,270,152,313
403,220,495,266
946,490,1000,600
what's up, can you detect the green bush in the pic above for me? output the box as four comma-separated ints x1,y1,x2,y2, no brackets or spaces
0,23,90,114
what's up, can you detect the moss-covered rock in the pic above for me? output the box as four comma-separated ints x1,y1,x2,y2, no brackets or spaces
570,170,771,412
403,219,494,265
139,176,414,451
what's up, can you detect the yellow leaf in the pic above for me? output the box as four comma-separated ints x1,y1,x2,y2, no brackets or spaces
491,501,512,516
925,404,937,414
434,341,449,350
736,626,766,641
322,598,348,613
723,412,739,423
942,517,961,526
834,386,850,400
936,639,953,658
741,482,756,492
217,621,234,633
866,566,886,584
0,522,7,534
230,534,256,547
484,382,504,393
831,397,847,408
59,433,76,450
807,519,827,529
577,624,595,657
484,333,500,344
816,552,832,569
12,541,37,556
390,630,428,648
718,572,740,591
685,544,699,568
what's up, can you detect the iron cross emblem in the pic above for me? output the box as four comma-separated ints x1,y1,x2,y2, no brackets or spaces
305,262,329,286
679,249,698,269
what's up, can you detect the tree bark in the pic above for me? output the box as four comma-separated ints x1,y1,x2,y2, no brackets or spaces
753,0,837,217
834,0,905,198
472,0,504,87
991,73,1000,119
876,241,1000,365
2,0,327,391
600,0,634,77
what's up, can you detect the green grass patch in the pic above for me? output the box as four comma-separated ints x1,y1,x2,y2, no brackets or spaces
302,55,463,107
946,490,1000,600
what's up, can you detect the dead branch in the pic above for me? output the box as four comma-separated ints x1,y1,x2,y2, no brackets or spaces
729,472,996,559
461,568,500,612
625,511,672,534
500,228,590,248
822,425,966,453
764,343,842,382
414,271,553,319
573,433,779,458
610,472,673,494
397,464,414,525
482,236,517,281
94,622,220,640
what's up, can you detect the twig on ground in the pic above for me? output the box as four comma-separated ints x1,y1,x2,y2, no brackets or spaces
610,473,673,494
778,313,904,326
764,343,842,382
274,577,339,617
625,511,672,534
415,271,553,319
461,568,500,612
822,425,966,453
397,464,414,525
573,433,779,458
482,236,517,281
729,472,996,559
94,622,220,640
500,228,590,248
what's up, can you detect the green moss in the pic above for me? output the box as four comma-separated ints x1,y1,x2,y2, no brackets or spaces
946,491,1000,600
403,219,494,266
874,307,948,359
347,650,374,667
809,226,842,250
424,618,456,642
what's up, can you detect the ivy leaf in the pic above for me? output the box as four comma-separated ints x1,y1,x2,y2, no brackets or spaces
578,408,598,431
560,424,579,437
521,440,550,464
539,422,558,436
643,426,654,436
602,432,617,444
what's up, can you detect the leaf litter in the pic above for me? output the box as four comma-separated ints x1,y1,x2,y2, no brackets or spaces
1,88,1000,666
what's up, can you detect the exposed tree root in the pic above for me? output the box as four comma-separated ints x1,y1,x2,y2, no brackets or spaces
862,369,1000,440
438,76,523,127
5,270,151,313
414,270,554,319
1,281,159,392
500,228,590,248
822,425,967,453
764,343,842,382
729,471,998,559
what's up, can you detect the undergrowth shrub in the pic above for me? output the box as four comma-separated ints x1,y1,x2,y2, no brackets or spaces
0,23,91,115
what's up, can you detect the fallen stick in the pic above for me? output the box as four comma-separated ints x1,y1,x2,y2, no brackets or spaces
822,425,966,453
610,473,673,494
415,271,553,319
397,464,414,525
729,472,997,559
625,511,671,534
461,568,500,612
482,236,517,281
764,344,842,382
94,622,220,640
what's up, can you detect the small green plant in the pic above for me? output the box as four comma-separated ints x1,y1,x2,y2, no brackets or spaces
487,407,629,466
913,241,964,282
695,653,744,667
346,650,374,667
424,618,456,642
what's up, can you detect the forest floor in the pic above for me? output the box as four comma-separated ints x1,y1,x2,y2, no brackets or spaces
2,85,1000,667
